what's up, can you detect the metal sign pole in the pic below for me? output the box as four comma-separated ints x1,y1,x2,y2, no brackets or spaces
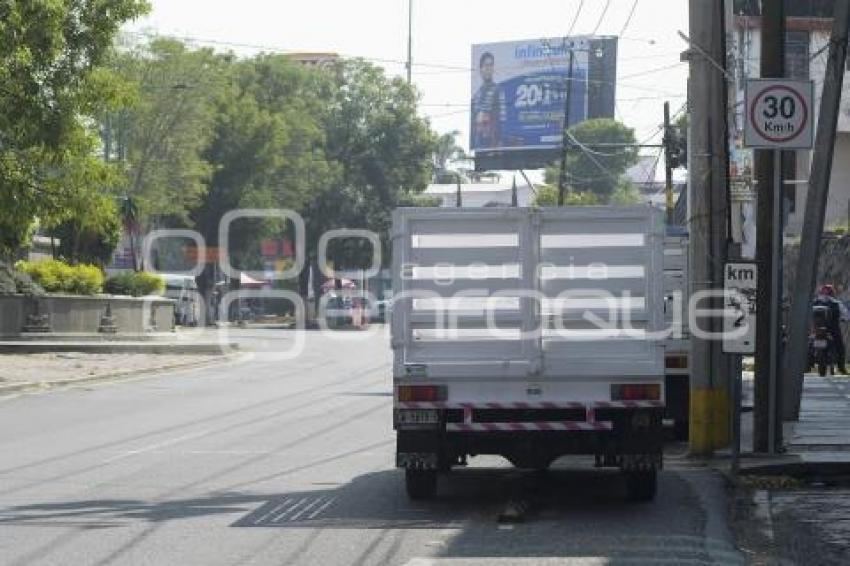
732,355,742,473
768,149,782,455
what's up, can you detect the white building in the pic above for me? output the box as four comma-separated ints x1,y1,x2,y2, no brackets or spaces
423,177,535,208
731,3,850,234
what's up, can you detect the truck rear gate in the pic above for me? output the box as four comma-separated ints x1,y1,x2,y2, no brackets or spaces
391,207,666,501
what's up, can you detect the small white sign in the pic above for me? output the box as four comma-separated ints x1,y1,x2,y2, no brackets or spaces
723,262,757,354
744,79,814,149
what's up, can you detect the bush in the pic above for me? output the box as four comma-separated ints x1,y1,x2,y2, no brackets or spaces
68,264,105,295
15,259,103,295
104,271,165,297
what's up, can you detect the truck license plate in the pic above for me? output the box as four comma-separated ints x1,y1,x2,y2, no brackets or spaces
396,409,439,425
814,339,828,349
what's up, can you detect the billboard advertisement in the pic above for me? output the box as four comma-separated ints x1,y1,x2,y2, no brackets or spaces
471,36,617,171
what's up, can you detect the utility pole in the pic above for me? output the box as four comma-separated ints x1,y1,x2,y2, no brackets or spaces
753,0,784,453
687,0,730,455
663,101,674,224
557,48,576,206
456,173,462,208
511,175,518,207
709,1,732,452
406,0,413,84
783,0,850,420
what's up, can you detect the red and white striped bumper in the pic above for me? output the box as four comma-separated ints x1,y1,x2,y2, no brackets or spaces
446,421,612,432
396,400,664,410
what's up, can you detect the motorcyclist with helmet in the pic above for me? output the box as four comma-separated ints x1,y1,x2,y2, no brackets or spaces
813,284,849,375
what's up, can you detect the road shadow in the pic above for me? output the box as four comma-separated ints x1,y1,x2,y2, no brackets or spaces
0,465,743,563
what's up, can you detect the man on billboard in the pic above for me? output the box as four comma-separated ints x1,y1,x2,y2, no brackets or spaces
471,52,507,149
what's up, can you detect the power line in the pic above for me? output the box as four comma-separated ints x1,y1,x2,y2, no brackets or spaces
620,0,640,37
124,29,683,97
618,61,686,80
419,92,685,109
565,130,621,181
568,0,585,36
592,0,612,35
123,30,471,72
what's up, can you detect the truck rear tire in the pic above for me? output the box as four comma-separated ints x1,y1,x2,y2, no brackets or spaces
625,469,657,502
405,469,437,500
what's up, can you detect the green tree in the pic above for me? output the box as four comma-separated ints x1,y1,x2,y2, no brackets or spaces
51,196,122,266
0,0,149,258
545,118,638,203
191,54,333,297
299,59,436,298
610,180,641,205
533,185,599,206
432,130,467,175
101,38,222,225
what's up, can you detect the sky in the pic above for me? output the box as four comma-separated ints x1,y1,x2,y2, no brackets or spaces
125,0,690,162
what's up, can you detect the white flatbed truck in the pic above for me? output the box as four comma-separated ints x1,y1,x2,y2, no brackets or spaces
391,206,666,501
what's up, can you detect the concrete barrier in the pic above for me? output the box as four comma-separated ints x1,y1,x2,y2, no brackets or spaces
0,294,175,337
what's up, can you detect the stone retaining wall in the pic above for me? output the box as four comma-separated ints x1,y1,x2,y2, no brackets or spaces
0,295,175,337
784,235,850,358
784,235,850,298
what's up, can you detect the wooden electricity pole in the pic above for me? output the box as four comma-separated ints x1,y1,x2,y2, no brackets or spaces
687,0,731,455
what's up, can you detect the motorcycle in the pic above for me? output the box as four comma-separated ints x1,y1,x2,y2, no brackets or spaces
809,304,836,376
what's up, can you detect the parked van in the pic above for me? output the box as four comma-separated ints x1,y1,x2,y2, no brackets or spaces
161,274,201,327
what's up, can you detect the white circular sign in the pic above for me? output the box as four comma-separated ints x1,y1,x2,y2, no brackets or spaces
744,80,813,149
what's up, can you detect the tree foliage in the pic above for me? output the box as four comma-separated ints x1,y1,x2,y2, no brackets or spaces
192,53,334,276
545,118,638,203
101,38,221,223
533,186,600,207
0,0,149,258
432,130,467,175
302,59,436,278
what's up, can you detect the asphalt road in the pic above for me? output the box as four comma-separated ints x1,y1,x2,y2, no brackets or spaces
0,328,743,565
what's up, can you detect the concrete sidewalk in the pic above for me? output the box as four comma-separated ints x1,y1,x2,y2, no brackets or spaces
0,351,245,396
785,375,850,466
0,328,246,396
737,372,850,475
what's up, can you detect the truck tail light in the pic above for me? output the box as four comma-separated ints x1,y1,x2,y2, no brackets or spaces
397,385,447,403
611,383,661,401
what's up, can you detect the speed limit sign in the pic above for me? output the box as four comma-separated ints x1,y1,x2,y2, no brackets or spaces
744,79,814,149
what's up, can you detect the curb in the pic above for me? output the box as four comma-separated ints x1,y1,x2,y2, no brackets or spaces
736,459,850,479
0,342,237,354
707,453,850,482
0,352,250,397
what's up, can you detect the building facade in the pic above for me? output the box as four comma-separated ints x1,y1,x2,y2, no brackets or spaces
731,2,850,234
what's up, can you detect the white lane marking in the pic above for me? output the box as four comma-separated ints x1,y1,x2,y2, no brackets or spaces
102,428,220,464
273,498,310,522
253,499,292,525
287,496,328,522
306,496,337,519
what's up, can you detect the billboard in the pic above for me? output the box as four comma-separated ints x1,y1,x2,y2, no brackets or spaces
471,36,617,171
